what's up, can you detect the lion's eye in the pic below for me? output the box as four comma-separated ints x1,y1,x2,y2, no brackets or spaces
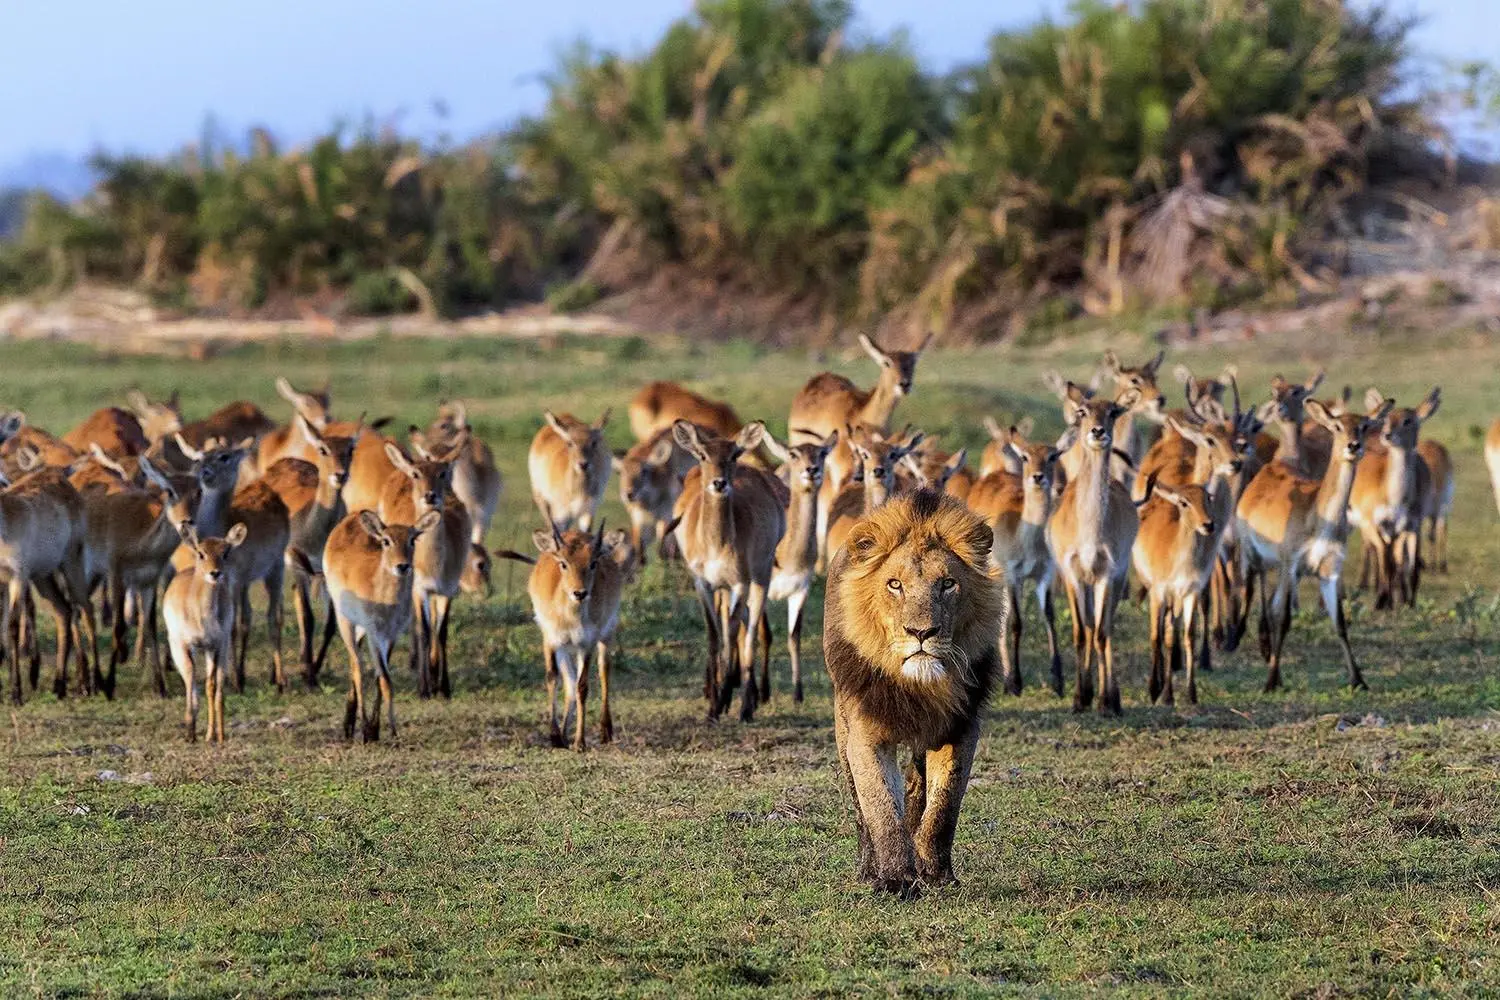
940,578,957,591
886,579,902,593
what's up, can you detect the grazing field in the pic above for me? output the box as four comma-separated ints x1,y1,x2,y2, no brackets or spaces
3,326,1500,997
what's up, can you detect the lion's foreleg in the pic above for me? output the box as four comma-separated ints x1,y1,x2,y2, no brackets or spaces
842,710,917,896
832,696,875,881
914,720,979,886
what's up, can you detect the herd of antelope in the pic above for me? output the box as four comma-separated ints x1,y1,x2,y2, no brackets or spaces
0,333,1472,746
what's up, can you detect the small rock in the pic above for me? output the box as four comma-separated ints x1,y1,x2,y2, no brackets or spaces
96,770,121,782
1335,719,1352,733
70,805,90,816
125,772,154,785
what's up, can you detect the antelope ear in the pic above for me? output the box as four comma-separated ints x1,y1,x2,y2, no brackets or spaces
672,420,706,459
1063,381,1089,406
1417,387,1441,421
1303,399,1338,431
946,448,967,472
818,429,839,456
414,509,442,535
1368,397,1395,422
543,411,570,438
138,453,170,492
1304,368,1326,394
1101,350,1122,376
1041,370,1068,400
648,436,676,466
126,391,151,416
858,334,891,367
174,433,204,463
898,432,925,457
1270,375,1290,395
386,442,418,477
734,422,765,453
274,376,302,405
1363,387,1385,413
1015,414,1035,438
594,408,612,430
532,529,559,554
224,522,249,548
178,523,200,547
1142,349,1166,378
1218,363,1239,384
357,510,387,542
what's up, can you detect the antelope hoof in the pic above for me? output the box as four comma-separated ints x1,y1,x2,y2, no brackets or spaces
869,873,922,900
793,683,804,703
548,727,566,748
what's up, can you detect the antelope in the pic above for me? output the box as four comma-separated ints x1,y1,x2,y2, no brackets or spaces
259,415,358,689
125,390,183,444
321,509,441,742
1236,396,1391,691
967,429,1068,696
224,479,292,693
410,401,502,546
1349,387,1439,610
897,440,970,498
1171,362,1237,415
339,427,403,516
1263,370,1329,477
0,422,79,479
134,394,275,473
614,426,697,566
1095,349,1169,463
1486,418,1500,518
1039,371,1136,484
1131,460,1237,706
498,523,634,750
979,416,1033,477
529,410,612,532
377,437,472,699
62,407,148,457
629,381,743,441
0,464,88,705
751,431,837,703
163,523,247,743
1045,383,1141,714
254,377,333,471
79,454,196,699
670,421,785,721
1417,437,1455,573
174,435,254,536
824,429,924,558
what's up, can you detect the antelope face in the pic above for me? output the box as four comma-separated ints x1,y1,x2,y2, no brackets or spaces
534,527,607,604
1269,369,1326,426
786,431,837,494
673,420,765,497
385,441,454,513
1017,442,1062,495
1307,397,1390,465
854,433,922,497
1102,349,1168,422
359,509,440,579
617,434,676,506
860,333,930,397
1156,483,1216,537
1067,383,1131,453
192,438,250,493
183,522,248,586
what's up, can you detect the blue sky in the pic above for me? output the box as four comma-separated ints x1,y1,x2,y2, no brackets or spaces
0,0,1490,184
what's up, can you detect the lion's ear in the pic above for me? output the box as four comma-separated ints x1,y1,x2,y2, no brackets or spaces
845,522,883,567
951,520,994,572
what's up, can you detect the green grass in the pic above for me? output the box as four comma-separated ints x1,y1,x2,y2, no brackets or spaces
3,326,1500,997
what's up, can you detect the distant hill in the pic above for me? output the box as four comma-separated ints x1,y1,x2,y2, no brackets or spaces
0,152,94,200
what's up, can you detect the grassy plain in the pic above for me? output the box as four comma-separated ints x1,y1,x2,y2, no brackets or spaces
1,324,1499,997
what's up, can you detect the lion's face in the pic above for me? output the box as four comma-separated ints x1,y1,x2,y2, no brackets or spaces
837,491,1005,693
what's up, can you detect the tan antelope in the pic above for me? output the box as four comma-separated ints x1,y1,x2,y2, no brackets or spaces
0,464,88,705
498,523,635,749
253,377,333,471
1046,383,1141,714
967,428,1069,696
824,429,924,558
378,437,472,699
529,410,612,532
979,416,1034,478
339,427,402,516
321,509,441,742
1096,349,1169,463
1132,460,1237,706
163,524,247,743
629,381,743,441
897,440,969,497
1262,370,1329,476
753,431,837,703
1039,371,1136,484
79,453,195,699
135,395,275,473
409,401,502,546
62,407,148,457
0,421,79,479
1236,396,1391,691
260,415,359,689
1416,437,1455,573
614,426,697,566
224,480,292,693
1349,387,1439,610
670,421,785,721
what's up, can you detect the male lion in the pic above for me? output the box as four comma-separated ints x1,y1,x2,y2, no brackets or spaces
823,488,1006,896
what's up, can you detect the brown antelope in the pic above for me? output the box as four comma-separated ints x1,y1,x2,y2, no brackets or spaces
410,401,502,546
125,391,183,444
1096,349,1169,463
339,428,402,516
1132,459,1237,706
629,381,743,441
1171,362,1237,415
1416,438,1454,573
62,408,148,457
1236,396,1391,691
224,479,292,693
979,416,1034,478
259,415,358,688
163,523,247,743
1046,383,1141,714
0,464,88,705
1349,387,1439,610
788,334,929,448
321,509,441,742
1262,370,1329,477
135,394,275,473
378,438,472,699
253,377,333,471
968,429,1069,696
824,429,924,558
0,421,79,479
1040,371,1136,484
173,435,254,536
753,431,837,703
897,440,969,497
670,421,786,721
498,523,635,750
614,426,697,566
79,454,195,698
529,410,612,532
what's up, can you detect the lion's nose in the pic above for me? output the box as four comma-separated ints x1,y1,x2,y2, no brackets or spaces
904,626,939,643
